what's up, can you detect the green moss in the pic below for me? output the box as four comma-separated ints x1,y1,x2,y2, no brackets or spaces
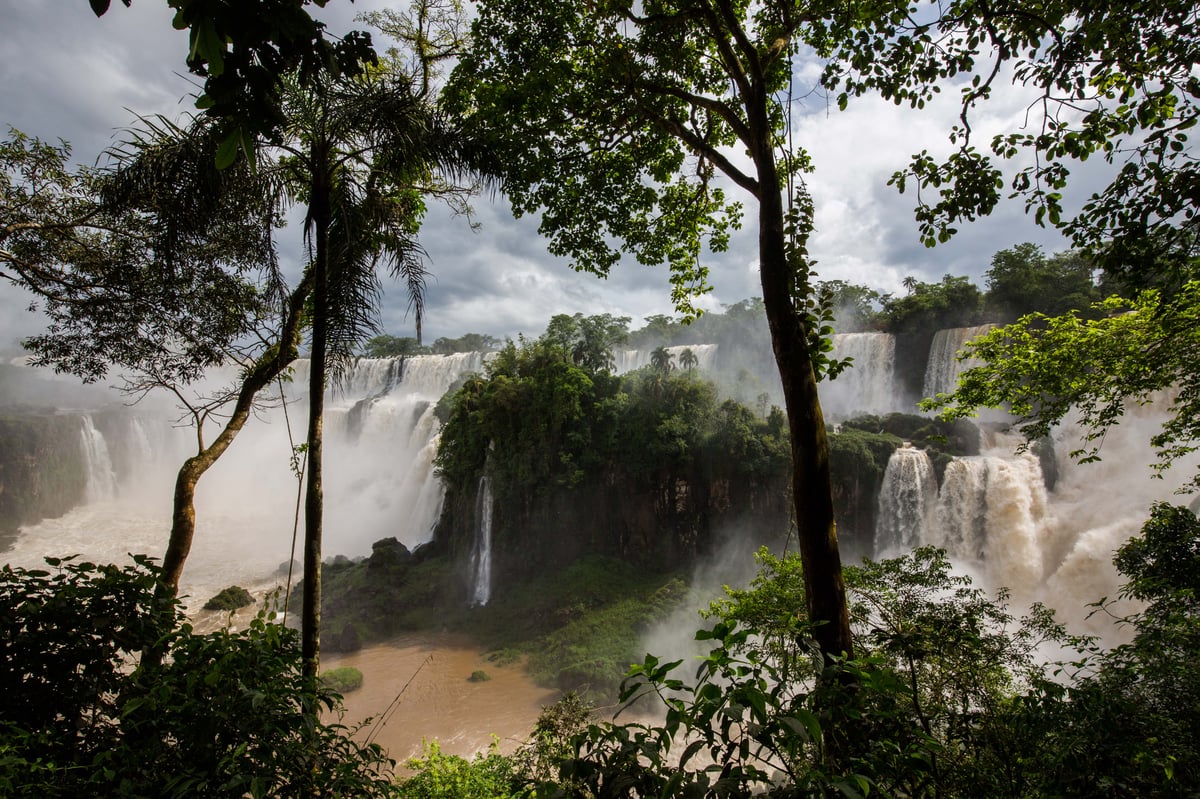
320,666,363,694
203,586,255,612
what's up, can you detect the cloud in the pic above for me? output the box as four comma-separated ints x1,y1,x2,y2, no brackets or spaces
0,4,1112,351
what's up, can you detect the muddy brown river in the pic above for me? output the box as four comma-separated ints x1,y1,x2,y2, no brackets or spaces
321,634,562,764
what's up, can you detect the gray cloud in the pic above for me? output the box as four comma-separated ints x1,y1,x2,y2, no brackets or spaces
2,3,1108,353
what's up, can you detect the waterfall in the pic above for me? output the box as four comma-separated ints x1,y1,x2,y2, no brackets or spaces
875,445,938,555
319,353,490,555
977,454,1048,597
79,415,118,503
922,324,995,398
468,475,494,606
931,453,1049,594
824,332,896,418
932,457,990,561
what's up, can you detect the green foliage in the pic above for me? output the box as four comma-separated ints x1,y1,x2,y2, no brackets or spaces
203,585,255,611
984,243,1101,321
3,124,274,384
562,546,1065,797
525,577,690,699
880,274,985,336
0,556,397,797
90,0,377,167
543,313,631,374
398,740,517,799
435,331,789,498
361,334,429,357
820,279,886,332
826,0,1200,256
320,666,364,694
923,282,1200,491
468,669,492,683
431,333,502,355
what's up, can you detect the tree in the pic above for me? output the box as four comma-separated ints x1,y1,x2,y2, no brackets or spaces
3,123,307,596
0,557,399,796
825,0,1200,264
649,345,674,375
361,333,428,357
542,313,631,374
820,279,885,332
430,332,501,354
276,31,484,685
450,0,855,661
880,274,984,336
984,243,1100,321
678,346,699,372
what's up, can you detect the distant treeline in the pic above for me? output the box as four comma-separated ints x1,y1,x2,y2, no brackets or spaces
363,241,1135,359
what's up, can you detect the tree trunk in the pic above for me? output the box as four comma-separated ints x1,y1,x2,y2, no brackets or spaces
752,144,854,663
158,275,313,596
302,163,331,689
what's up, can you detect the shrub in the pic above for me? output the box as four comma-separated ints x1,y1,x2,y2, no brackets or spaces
0,557,397,797
320,666,364,694
202,584,254,611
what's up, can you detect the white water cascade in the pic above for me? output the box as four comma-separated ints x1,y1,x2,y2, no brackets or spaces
468,475,494,606
3,353,487,607
874,445,938,556
922,324,995,398
824,333,896,418
931,451,1050,598
79,415,118,503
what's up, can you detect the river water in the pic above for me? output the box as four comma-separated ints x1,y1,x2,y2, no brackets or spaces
322,634,560,764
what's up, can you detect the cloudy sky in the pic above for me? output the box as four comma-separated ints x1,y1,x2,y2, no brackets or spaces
1,0,1084,349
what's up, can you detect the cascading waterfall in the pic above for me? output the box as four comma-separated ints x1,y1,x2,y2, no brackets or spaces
874,445,938,555
319,353,489,555
468,474,494,606
824,332,896,417
931,457,990,562
9,329,1198,636
3,353,490,605
931,453,1049,597
79,415,118,502
922,324,995,398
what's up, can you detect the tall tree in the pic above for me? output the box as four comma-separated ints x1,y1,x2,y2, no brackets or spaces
2,122,303,596
276,50,482,684
449,0,855,660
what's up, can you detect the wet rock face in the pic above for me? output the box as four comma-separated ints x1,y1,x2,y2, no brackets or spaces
0,412,88,533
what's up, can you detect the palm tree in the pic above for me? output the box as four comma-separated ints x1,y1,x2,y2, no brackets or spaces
650,345,675,374
277,65,482,686
679,347,699,373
